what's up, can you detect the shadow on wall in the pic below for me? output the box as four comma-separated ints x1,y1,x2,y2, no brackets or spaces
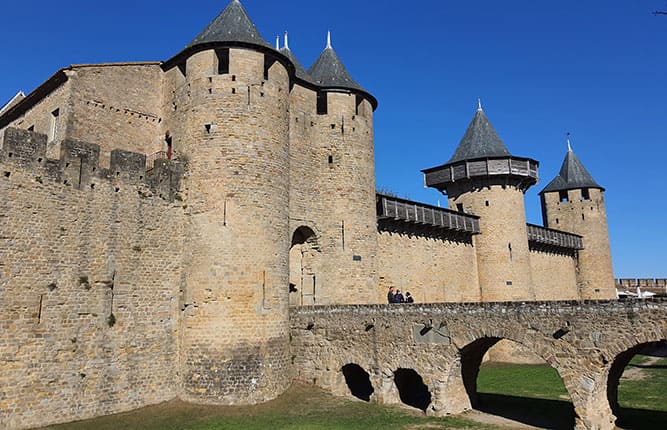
341,364,374,402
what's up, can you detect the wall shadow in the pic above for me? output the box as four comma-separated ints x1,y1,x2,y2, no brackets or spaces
393,368,432,412
476,393,575,429
341,363,374,401
615,407,667,430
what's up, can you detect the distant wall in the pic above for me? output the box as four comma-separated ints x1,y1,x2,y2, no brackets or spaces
0,128,185,430
377,221,480,303
67,64,164,166
529,249,579,301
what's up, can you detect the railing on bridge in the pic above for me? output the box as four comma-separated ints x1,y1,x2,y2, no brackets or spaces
526,223,584,251
146,151,169,172
376,194,480,234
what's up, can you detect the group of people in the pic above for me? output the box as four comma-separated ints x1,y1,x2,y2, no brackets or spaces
387,287,414,304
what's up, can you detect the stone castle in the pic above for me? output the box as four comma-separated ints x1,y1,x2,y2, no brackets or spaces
0,1,616,428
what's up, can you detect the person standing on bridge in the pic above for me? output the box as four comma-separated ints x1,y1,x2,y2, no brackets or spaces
388,287,398,303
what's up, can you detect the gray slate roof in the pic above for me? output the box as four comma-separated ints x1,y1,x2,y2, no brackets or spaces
187,0,271,49
279,47,314,84
308,46,365,92
447,108,512,163
541,148,603,193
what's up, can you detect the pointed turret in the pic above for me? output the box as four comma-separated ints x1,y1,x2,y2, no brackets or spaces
308,33,377,109
447,105,512,164
279,32,315,84
422,104,538,191
422,103,540,302
541,144,603,194
187,0,271,49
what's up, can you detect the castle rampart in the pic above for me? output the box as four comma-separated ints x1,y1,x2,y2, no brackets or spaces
0,128,185,430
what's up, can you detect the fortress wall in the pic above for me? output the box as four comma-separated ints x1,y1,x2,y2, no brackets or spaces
67,64,164,167
0,80,72,160
167,48,293,404
529,250,580,301
542,189,615,299
377,222,480,303
0,129,185,430
288,86,379,305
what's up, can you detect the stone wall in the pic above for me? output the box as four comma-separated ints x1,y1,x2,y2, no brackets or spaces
529,249,579,300
289,85,379,306
377,221,480,303
542,188,615,299
290,300,667,430
0,128,185,430
67,64,164,166
164,47,293,405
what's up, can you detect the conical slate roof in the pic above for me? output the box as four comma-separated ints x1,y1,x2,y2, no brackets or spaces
308,42,365,92
447,107,512,164
541,146,603,193
187,0,271,49
280,47,313,83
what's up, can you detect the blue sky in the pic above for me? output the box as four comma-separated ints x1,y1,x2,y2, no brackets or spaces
1,0,665,277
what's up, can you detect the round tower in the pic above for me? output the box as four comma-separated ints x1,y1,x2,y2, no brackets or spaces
161,0,294,404
540,138,615,299
283,32,379,305
422,103,539,301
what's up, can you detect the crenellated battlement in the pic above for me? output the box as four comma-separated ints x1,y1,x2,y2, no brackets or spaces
0,127,184,201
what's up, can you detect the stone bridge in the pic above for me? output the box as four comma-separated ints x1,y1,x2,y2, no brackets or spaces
290,300,667,430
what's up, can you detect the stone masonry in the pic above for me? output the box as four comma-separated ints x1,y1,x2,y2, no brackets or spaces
0,1,624,429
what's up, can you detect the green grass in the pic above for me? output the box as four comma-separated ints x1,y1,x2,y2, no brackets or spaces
619,356,667,411
35,383,496,430
477,362,570,401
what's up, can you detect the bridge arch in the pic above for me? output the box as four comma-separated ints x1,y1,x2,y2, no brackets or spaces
606,337,667,427
341,363,374,401
454,333,577,428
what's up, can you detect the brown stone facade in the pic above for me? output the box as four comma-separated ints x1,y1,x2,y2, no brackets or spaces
0,4,620,429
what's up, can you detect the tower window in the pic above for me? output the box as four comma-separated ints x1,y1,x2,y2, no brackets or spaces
581,188,590,201
508,243,513,261
328,155,334,166
49,108,60,142
456,203,464,213
317,92,328,115
216,49,230,75
559,190,568,202
485,200,489,207
165,133,173,160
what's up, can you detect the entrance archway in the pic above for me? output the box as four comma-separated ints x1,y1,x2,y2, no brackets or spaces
289,226,320,306
461,337,575,429
608,340,667,428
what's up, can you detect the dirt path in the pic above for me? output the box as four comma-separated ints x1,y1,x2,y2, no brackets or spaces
621,356,663,381
458,410,540,429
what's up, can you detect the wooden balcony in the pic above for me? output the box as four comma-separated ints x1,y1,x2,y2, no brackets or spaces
376,194,480,234
423,156,539,190
527,223,583,251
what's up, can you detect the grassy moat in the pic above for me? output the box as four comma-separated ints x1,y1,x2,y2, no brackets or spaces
36,355,667,430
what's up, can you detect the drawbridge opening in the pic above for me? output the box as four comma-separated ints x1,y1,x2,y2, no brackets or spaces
462,337,575,429
289,226,320,306
341,363,374,402
608,340,667,429
393,368,431,412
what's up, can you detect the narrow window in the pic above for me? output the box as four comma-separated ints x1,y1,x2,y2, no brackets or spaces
263,54,275,80
177,62,187,78
355,95,364,116
582,213,585,221
508,243,513,261
559,190,568,203
216,49,230,75
328,155,334,166
485,200,489,207
506,281,513,286
456,203,464,213
581,188,590,201
556,218,559,224
165,134,173,160
49,108,60,142
317,92,328,115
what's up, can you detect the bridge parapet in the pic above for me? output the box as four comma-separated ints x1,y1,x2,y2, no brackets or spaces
290,300,667,430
